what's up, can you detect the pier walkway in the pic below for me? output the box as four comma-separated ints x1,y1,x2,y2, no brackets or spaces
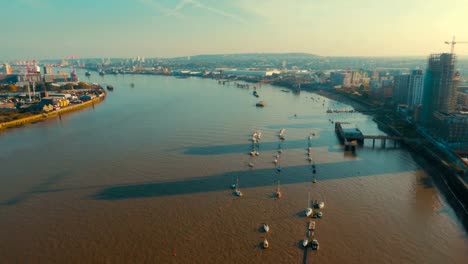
335,122,402,150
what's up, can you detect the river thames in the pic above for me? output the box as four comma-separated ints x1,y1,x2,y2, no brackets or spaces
0,70,466,263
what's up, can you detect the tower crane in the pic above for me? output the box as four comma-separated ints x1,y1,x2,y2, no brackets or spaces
69,55,78,82
444,36,468,54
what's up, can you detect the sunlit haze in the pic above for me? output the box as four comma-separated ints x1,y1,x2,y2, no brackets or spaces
3,0,468,59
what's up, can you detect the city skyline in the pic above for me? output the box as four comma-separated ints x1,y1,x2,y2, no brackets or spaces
2,0,468,59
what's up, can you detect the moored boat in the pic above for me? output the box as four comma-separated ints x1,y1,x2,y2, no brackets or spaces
302,238,309,248
234,176,242,197
309,221,315,231
275,180,282,198
256,101,266,107
263,238,269,249
305,192,313,217
311,239,319,250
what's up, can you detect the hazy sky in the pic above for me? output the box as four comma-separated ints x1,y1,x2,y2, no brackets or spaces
3,0,468,59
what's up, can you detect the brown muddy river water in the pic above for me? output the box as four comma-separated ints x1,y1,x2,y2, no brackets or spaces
0,71,466,263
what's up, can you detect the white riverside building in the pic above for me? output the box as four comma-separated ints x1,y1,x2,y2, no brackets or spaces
222,69,280,77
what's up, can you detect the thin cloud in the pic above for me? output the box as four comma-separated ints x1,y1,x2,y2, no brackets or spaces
165,0,192,17
143,0,246,23
139,0,184,18
188,0,247,24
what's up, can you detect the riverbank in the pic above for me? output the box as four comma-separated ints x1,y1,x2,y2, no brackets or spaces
0,94,105,131
312,88,468,228
313,89,380,113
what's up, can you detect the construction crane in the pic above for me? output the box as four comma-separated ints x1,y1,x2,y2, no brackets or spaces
70,55,77,82
25,61,32,102
444,36,468,54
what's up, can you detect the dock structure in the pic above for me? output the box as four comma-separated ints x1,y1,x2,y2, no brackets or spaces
334,122,361,151
335,122,402,150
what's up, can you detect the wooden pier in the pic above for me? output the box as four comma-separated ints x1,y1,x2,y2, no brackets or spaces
335,122,402,151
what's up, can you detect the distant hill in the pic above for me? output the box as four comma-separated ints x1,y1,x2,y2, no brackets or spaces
168,53,321,62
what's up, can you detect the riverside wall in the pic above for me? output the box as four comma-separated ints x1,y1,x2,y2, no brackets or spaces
0,95,105,130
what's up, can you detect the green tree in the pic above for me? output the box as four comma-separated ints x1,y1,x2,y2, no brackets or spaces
77,82,91,89
64,83,74,90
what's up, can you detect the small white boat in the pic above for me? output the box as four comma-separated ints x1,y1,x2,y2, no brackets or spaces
234,177,242,197
275,154,280,158
248,163,254,168
275,180,282,198
273,159,278,165
263,238,269,249
249,150,259,156
252,131,262,140
318,202,324,209
305,192,312,217
302,238,309,248
263,224,269,233
312,178,317,183
279,129,285,135
307,157,313,161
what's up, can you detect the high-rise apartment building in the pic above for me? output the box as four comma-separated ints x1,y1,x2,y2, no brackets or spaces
421,53,457,125
393,74,410,105
407,70,424,109
2,64,13,74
